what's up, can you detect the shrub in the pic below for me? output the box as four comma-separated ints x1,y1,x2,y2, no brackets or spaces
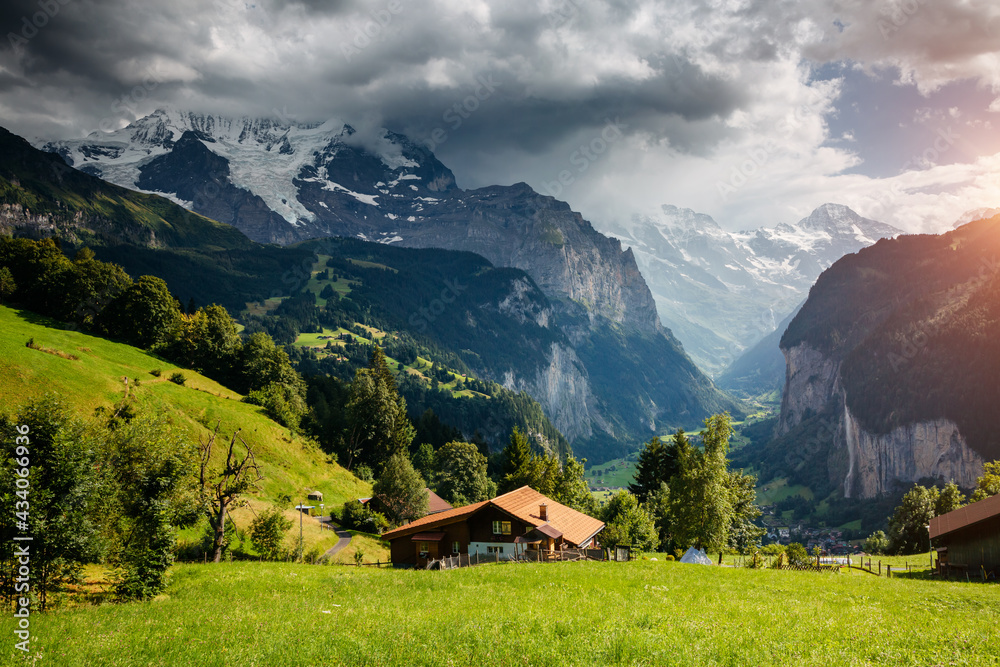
340,500,388,534
304,545,324,565
169,372,186,385
664,555,675,561
242,382,306,431
864,530,889,556
352,464,374,483
785,542,810,566
250,506,293,561
149,368,162,377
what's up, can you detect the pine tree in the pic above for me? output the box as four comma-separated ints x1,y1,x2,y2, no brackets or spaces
499,427,533,493
344,348,415,474
629,434,680,503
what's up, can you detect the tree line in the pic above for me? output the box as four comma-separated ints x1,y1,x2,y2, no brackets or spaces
591,414,764,556
0,237,306,430
334,350,598,532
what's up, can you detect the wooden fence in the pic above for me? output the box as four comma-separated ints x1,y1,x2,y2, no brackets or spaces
731,554,917,577
427,548,606,571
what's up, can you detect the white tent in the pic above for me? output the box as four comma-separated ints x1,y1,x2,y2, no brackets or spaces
679,547,713,565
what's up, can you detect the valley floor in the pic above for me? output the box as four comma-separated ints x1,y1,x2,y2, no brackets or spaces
4,560,997,666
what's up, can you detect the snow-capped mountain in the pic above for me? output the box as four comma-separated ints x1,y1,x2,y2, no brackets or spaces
595,203,902,376
36,109,738,456
39,109,457,244
953,207,1000,229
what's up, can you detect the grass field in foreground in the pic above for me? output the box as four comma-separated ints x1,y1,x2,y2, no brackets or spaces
4,560,997,666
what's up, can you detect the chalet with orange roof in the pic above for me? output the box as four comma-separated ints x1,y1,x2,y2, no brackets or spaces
383,486,605,568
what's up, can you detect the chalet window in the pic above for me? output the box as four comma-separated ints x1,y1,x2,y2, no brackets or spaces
487,546,504,554
492,520,511,535
452,541,460,554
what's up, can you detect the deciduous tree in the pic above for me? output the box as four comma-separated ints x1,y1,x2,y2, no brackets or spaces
600,491,658,551
887,484,938,555
0,396,99,609
971,460,1000,502
436,440,493,505
100,409,196,600
198,424,263,563
669,414,735,553
97,275,181,348
250,506,293,561
935,480,966,515
372,452,428,525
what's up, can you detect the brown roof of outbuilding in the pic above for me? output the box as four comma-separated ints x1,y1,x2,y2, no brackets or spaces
930,493,1000,539
382,486,604,547
425,488,453,514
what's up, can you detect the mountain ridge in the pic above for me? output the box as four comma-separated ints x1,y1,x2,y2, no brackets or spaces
595,203,902,375
23,117,738,460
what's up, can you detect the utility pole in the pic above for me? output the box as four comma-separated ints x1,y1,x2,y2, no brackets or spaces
299,501,304,562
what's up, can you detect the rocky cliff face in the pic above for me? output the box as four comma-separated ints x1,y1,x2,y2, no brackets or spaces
777,343,841,436
775,218,1000,497
777,341,984,498
842,406,983,498
503,342,595,443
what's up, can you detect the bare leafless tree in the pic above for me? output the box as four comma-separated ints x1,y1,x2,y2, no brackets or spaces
199,423,263,563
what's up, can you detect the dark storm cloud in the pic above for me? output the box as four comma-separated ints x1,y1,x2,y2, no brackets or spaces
0,0,750,153
2,0,999,229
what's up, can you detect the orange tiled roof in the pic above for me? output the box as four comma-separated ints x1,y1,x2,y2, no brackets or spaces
382,486,604,547
490,486,604,547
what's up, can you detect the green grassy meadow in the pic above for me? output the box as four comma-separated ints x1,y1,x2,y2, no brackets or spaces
0,305,372,556
4,559,997,666
292,325,487,400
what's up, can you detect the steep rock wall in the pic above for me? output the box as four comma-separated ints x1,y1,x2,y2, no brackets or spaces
502,342,594,443
842,405,984,498
779,342,984,498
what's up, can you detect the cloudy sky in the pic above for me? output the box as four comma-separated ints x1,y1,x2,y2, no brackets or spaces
3,0,1000,232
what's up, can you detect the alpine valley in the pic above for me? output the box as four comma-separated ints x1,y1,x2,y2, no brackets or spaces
17,112,739,461
596,204,902,379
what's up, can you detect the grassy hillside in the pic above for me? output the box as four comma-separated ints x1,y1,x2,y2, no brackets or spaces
3,559,996,666
0,305,371,549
